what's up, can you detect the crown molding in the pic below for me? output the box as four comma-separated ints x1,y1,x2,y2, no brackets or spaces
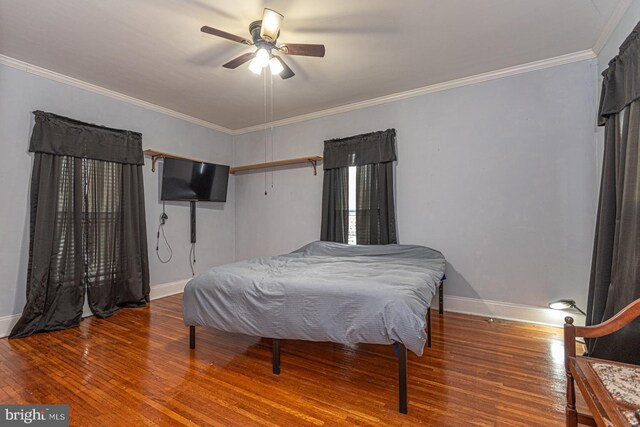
1,49,596,137
0,54,234,135
592,0,633,55
231,49,596,135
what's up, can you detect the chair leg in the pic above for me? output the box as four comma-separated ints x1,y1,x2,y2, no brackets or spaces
439,281,444,314
272,338,280,375
566,371,578,426
564,320,578,427
398,343,408,414
189,326,195,349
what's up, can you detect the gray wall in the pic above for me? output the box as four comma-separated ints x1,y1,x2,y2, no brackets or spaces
0,63,235,318
234,59,599,309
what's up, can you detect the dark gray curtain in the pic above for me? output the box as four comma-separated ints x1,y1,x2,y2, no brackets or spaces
10,111,149,338
84,158,149,317
321,129,397,244
323,129,398,169
586,21,640,364
320,167,349,243
356,163,396,245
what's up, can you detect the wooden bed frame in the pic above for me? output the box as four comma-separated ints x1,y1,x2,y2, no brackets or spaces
189,280,444,415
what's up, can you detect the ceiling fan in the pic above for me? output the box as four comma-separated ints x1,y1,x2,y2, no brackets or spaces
201,8,325,79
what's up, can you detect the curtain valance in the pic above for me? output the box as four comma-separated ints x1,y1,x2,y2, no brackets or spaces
29,111,144,165
323,128,397,170
598,21,640,126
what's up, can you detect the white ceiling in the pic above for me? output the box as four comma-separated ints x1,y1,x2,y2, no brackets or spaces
0,0,623,131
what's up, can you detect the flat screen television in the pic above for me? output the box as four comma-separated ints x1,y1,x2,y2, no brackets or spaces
161,157,230,202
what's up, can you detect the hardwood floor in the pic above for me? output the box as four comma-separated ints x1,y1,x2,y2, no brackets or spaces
0,294,577,426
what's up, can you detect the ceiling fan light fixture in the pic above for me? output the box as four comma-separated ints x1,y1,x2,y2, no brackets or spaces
260,8,283,41
200,8,323,80
255,48,270,67
248,57,263,75
269,57,284,75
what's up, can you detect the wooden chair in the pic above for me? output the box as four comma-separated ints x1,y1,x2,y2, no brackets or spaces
563,298,640,426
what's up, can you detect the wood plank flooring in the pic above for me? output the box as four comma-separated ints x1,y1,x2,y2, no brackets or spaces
0,294,579,426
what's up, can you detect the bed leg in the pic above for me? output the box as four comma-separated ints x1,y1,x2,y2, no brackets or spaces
438,281,444,315
189,326,196,349
427,307,432,348
398,342,408,414
272,338,280,375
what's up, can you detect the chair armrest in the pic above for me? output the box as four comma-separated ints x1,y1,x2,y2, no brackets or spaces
571,298,640,339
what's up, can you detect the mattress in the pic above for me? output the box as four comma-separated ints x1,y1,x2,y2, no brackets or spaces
182,240,446,355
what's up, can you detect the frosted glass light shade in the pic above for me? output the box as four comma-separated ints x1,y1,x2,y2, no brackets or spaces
260,9,283,41
248,57,262,75
269,57,284,75
255,48,270,67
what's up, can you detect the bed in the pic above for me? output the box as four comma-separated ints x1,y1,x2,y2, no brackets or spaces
183,240,446,413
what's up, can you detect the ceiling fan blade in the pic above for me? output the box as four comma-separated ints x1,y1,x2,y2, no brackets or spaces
222,52,255,69
274,56,295,79
279,43,325,57
201,26,252,45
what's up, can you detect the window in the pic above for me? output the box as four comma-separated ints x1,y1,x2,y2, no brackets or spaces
83,159,123,286
54,158,123,285
320,129,397,245
10,111,149,338
348,166,357,244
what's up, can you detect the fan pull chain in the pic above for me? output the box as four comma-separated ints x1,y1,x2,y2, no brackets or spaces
270,71,274,189
263,69,268,195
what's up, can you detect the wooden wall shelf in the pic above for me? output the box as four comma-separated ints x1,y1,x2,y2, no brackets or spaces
143,149,205,172
230,156,322,175
144,150,322,176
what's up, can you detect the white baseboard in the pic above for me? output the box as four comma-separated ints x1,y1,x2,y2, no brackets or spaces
440,295,586,327
149,278,190,300
0,278,190,338
0,314,19,339
0,283,582,338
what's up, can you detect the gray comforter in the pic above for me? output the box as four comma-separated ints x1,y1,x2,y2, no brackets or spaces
183,241,445,355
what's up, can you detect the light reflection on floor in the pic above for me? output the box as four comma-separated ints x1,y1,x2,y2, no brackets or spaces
549,340,565,365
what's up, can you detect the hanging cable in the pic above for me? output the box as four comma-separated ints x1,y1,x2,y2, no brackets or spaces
189,242,196,276
156,201,172,263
